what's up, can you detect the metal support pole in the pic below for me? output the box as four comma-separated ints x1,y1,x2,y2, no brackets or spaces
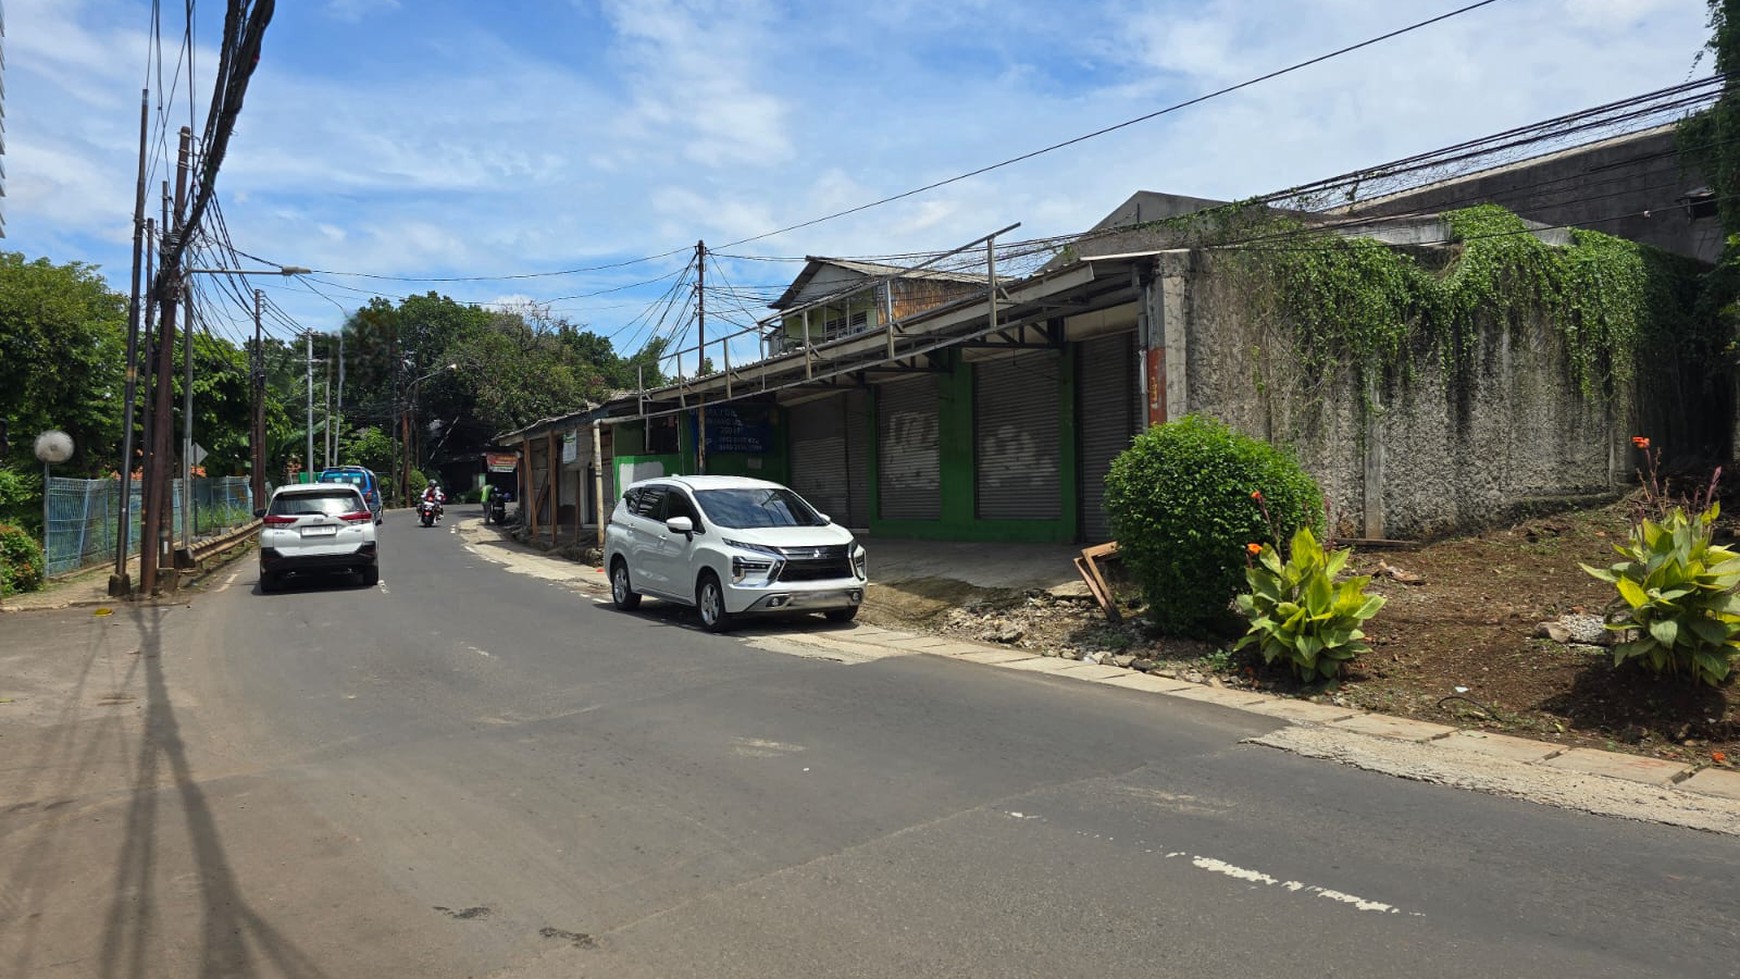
695,240,706,476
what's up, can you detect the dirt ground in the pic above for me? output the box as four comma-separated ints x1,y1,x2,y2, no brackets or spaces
862,500,1739,771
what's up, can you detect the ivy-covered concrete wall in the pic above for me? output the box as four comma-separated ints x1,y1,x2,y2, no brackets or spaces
1174,217,1665,538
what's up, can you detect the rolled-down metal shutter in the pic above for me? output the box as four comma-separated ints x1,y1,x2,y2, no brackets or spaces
788,396,851,524
1079,332,1138,542
843,389,870,528
877,375,941,521
974,351,1061,520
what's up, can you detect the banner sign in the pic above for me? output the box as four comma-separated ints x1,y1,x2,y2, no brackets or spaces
561,432,579,464
695,405,774,455
486,452,518,473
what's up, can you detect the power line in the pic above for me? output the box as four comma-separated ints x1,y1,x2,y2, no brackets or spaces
713,0,1510,250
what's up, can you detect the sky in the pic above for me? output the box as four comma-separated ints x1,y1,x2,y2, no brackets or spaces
4,0,1716,372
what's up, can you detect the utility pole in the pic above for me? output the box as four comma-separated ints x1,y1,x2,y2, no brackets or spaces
324,348,333,469
305,330,314,483
140,127,191,596
251,288,266,507
181,266,196,556
695,239,706,475
336,330,344,464
110,89,150,597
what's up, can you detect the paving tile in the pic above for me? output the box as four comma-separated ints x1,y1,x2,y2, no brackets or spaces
919,641,991,657
998,656,1087,674
1678,768,1740,801
954,650,1037,666
1329,713,1457,742
1163,684,1271,708
1052,663,1132,680
1098,673,1200,694
1540,747,1692,786
1439,730,1559,764
1239,698,1361,724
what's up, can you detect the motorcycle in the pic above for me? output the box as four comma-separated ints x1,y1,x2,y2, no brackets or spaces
418,499,443,527
486,490,511,525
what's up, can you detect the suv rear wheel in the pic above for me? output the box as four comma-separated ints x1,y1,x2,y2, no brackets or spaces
696,572,733,633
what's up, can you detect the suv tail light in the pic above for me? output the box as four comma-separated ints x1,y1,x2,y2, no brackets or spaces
262,514,296,527
339,510,372,524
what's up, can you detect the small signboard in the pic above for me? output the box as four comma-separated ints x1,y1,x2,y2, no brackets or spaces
486,452,518,473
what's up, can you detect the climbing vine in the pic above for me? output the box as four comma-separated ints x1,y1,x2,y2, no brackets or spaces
1224,204,1699,401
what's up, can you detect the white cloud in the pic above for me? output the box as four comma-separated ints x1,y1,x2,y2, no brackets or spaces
0,0,1714,345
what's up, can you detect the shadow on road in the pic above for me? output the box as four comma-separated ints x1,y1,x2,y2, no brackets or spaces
1,605,333,979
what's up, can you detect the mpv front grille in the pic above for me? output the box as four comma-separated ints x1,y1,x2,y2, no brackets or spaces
772,544,853,582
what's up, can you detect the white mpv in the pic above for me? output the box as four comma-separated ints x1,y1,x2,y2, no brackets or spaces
604,475,867,632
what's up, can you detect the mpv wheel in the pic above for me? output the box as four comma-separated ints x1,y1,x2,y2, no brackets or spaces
611,560,642,611
696,573,732,633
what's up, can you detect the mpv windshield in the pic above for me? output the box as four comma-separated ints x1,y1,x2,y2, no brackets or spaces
694,488,825,529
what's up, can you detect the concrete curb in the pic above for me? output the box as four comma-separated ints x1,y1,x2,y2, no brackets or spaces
461,516,1740,829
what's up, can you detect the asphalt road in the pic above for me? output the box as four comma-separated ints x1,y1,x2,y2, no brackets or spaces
4,507,1739,978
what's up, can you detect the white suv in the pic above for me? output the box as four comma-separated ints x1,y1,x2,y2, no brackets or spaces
605,475,867,632
257,482,380,592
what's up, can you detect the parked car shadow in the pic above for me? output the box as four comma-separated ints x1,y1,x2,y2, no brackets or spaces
253,572,376,596
610,597,861,637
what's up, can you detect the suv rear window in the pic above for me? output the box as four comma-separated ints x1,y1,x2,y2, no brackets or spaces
272,490,364,516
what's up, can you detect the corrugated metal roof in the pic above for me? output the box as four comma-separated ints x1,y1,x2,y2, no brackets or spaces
770,256,983,311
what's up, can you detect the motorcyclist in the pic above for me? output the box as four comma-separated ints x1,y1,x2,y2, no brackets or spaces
422,482,446,521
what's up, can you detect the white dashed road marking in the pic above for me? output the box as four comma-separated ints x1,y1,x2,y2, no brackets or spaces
215,571,241,593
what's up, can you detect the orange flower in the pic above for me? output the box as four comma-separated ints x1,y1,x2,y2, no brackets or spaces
1631,436,1650,449
1715,751,1729,765
1250,490,1263,501
1246,542,1262,556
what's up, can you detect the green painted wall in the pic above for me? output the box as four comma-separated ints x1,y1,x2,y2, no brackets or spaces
865,347,1079,544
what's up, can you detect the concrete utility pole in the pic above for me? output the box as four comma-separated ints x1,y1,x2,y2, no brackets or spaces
696,239,706,476
182,269,196,554
251,288,266,508
110,89,151,596
305,331,315,482
139,127,192,595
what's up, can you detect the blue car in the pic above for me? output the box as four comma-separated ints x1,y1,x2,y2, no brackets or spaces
317,466,384,524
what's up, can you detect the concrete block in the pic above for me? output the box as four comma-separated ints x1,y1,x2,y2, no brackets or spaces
1240,698,1361,724
1439,730,1559,764
1099,673,1199,694
1329,713,1457,742
1540,747,1692,786
1679,768,1740,801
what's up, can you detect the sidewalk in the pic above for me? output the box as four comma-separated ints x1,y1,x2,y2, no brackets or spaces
457,517,1740,835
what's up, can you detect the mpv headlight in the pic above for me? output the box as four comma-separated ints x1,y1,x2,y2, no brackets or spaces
724,539,784,583
852,543,868,580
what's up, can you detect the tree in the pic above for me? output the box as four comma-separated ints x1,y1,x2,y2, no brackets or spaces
0,253,128,475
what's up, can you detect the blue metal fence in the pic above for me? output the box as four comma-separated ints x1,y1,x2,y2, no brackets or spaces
43,476,254,577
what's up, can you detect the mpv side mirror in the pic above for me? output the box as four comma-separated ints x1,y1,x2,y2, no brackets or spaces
665,515,694,536
253,507,267,518
816,512,832,525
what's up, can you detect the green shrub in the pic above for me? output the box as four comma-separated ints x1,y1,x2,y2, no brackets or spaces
1105,415,1323,635
1582,503,1740,686
0,523,46,595
1234,527,1385,680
